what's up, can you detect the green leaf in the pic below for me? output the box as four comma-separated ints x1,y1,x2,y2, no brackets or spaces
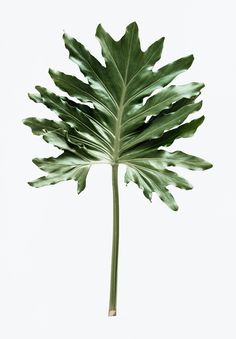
24,23,213,316
24,22,212,210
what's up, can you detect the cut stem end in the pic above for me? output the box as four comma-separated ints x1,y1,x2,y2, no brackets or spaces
108,310,116,317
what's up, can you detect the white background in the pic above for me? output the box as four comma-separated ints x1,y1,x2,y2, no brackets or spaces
1,0,236,338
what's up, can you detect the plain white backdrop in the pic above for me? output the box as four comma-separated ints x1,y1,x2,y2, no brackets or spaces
1,0,236,338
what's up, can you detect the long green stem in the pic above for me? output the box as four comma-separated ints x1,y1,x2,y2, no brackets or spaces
108,164,120,316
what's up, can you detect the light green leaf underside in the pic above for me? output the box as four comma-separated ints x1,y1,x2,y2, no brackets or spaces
124,150,212,210
24,22,212,208
29,152,90,193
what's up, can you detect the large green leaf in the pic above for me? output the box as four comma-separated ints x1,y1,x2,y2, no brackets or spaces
24,22,212,210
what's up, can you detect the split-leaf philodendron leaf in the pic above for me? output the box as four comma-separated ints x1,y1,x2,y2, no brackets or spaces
23,22,212,316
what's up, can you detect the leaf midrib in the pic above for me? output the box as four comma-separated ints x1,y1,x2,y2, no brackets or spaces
113,26,135,163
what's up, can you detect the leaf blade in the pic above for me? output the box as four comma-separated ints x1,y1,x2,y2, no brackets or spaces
25,22,212,211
